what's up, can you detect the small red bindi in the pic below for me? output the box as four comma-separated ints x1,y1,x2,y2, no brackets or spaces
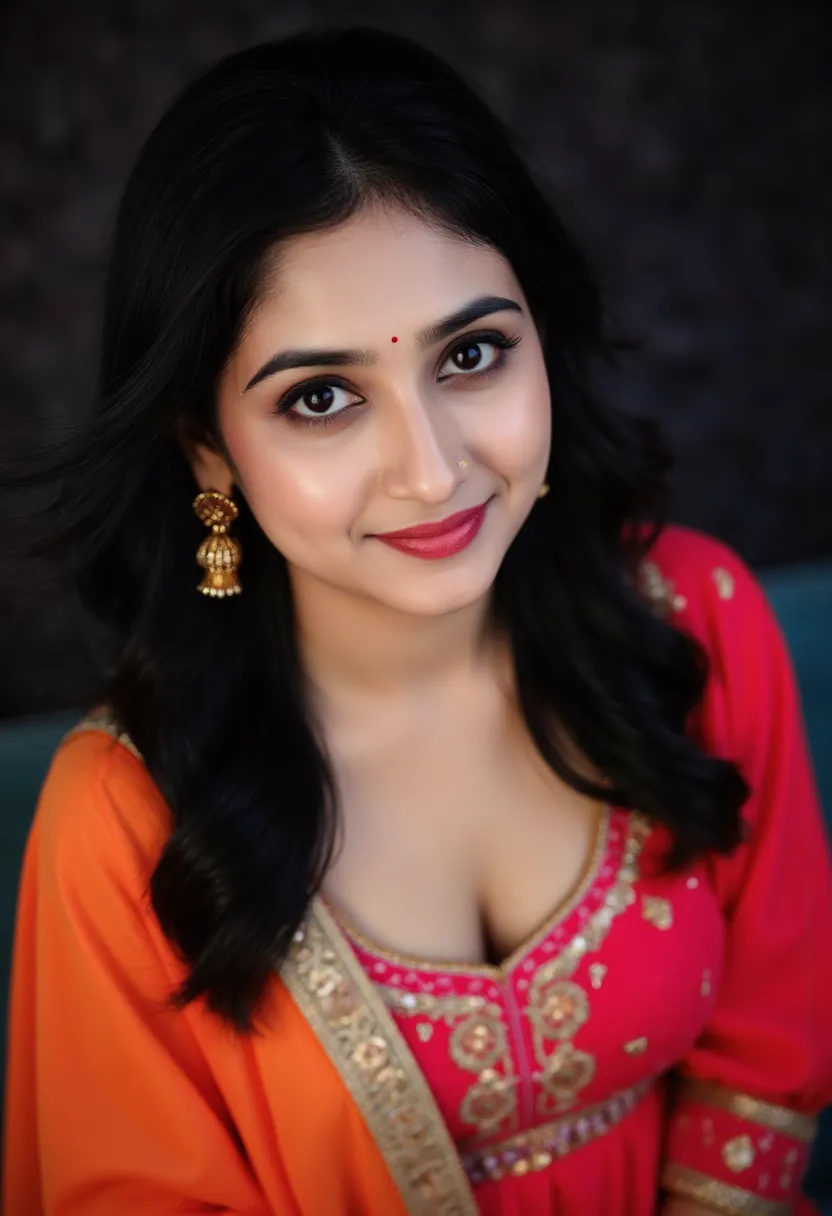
391,336,398,343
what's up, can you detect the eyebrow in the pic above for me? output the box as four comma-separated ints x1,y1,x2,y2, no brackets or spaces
242,294,524,392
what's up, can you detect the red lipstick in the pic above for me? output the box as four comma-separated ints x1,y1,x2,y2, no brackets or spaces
373,502,489,560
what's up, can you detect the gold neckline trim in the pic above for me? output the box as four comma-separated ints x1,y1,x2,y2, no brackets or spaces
323,804,618,979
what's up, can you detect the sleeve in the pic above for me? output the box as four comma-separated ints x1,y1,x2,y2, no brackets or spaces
653,537,832,1215
2,731,275,1216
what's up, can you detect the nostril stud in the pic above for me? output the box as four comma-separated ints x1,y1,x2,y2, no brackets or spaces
456,456,469,469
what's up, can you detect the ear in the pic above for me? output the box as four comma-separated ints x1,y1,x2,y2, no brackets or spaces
178,418,235,499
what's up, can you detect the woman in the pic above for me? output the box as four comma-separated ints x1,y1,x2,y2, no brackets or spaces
3,26,831,1216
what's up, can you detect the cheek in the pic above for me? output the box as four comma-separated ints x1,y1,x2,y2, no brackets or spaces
222,425,362,550
474,363,551,479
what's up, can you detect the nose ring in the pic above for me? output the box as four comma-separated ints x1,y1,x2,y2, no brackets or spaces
456,456,469,469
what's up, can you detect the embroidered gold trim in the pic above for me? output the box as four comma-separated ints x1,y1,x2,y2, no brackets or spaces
324,803,612,977
283,898,479,1216
642,895,673,930
63,706,143,762
676,1078,817,1143
712,566,736,600
639,560,687,615
380,988,503,1024
463,1078,653,1184
662,1163,790,1215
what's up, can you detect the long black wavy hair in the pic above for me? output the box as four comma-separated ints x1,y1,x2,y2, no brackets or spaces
34,27,747,1030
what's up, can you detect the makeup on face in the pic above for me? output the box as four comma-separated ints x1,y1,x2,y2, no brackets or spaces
372,500,492,560
215,206,552,618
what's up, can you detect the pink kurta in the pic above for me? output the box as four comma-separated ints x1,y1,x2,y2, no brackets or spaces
326,526,832,1214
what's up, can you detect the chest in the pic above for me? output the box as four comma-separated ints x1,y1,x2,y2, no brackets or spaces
323,707,604,966
332,812,726,1171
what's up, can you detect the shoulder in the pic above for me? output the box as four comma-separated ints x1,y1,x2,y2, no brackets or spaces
642,526,801,767
640,524,757,622
33,711,171,896
639,525,776,676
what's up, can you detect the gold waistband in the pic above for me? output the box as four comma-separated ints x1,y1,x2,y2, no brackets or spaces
462,1078,655,1185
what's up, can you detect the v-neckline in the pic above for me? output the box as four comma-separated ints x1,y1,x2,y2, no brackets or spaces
320,804,614,981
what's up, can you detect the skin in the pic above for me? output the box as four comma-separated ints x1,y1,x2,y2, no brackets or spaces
188,205,711,1212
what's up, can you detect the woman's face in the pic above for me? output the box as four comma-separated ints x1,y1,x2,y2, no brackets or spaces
212,205,551,617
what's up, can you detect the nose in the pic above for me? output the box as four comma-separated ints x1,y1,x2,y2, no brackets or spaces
379,391,461,504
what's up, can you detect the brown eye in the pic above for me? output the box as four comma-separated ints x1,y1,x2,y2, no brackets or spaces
298,385,336,414
279,379,364,422
439,333,516,381
453,343,487,371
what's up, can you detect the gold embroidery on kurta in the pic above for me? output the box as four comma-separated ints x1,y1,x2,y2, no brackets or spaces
623,1036,649,1056
723,1134,756,1172
675,1078,816,1142
526,977,590,1041
589,962,607,989
712,566,736,600
449,1015,518,1136
639,560,687,615
380,988,503,1025
662,1163,790,1215
642,895,674,930
519,813,650,1116
540,1042,597,1110
461,1078,653,1183
450,1015,507,1072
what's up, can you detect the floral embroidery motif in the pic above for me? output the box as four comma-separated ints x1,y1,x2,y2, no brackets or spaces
369,812,652,1134
540,1042,597,1111
641,895,673,930
588,962,607,989
448,1015,517,1135
450,1015,508,1072
527,977,590,1041
723,1134,756,1172
460,1068,517,1134
701,969,713,997
639,560,687,616
712,566,736,600
623,1037,649,1056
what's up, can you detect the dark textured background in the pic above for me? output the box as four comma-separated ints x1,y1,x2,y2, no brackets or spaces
1,0,831,718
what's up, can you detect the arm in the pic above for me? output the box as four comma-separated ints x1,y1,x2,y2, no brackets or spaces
2,731,277,1216
655,539,832,1214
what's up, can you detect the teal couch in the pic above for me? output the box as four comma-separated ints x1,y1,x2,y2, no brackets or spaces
2,560,831,1209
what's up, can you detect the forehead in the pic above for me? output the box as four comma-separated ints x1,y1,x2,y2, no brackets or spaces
246,205,520,345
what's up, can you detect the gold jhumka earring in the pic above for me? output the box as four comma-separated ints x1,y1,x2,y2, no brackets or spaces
193,490,242,597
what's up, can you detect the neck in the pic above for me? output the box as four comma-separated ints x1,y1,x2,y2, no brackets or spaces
290,571,499,708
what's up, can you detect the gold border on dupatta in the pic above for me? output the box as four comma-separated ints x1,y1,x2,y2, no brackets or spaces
66,711,477,1214
282,898,479,1216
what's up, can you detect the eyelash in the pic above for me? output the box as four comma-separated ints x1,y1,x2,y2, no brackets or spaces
274,329,523,429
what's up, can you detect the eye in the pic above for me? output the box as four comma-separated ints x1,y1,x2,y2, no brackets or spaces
278,378,364,425
438,331,520,381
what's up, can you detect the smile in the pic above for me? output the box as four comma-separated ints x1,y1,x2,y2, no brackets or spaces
373,501,490,560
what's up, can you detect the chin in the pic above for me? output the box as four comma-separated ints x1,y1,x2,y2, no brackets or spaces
368,557,503,618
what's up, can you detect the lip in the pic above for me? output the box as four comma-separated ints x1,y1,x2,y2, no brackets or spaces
375,503,489,540
373,501,490,560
